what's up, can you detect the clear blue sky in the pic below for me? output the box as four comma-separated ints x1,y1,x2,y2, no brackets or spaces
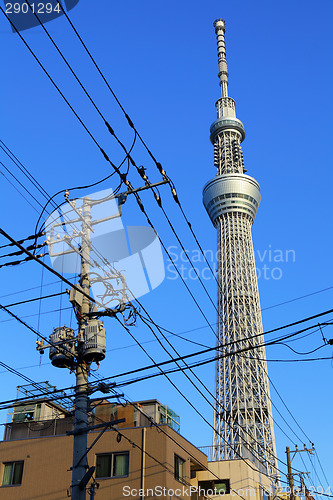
0,0,332,493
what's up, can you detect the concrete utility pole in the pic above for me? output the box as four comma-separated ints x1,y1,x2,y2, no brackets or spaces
38,193,113,500
71,197,92,500
34,181,169,499
286,447,295,500
285,445,315,500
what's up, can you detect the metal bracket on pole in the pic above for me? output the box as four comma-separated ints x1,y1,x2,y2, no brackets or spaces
69,418,126,470
67,418,126,436
79,467,95,491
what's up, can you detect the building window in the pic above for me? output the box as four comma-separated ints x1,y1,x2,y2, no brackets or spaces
198,479,230,496
215,480,230,494
2,461,24,486
174,454,186,483
95,452,129,478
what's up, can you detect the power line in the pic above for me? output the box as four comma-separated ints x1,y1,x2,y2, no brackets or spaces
6,0,330,370
50,0,221,293
2,352,330,379
0,224,330,369
127,308,327,476
23,0,138,171
138,287,333,341
0,6,139,243
0,277,76,300
13,0,224,328
0,7,103,153
0,227,102,310
252,356,332,363
33,130,136,246
0,341,324,496
0,307,72,324
0,227,330,376
79,321,322,475
0,302,317,479
3,291,67,308
0,230,45,250
135,306,281,472
0,10,136,298
0,160,45,210
316,453,330,489
276,343,326,356
0,348,330,391
0,359,45,387
0,168,40,214
0,304,75,362
262,285,333,311
0,226,330,476
0,252,46,268
120,392,286,488
101,328,330,386
0,140,53,206
0,242,46,259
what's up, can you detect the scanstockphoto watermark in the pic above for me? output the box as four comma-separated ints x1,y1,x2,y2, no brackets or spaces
123,486,257,497
166,245,296,282
274,486,333,497
123,485,333,498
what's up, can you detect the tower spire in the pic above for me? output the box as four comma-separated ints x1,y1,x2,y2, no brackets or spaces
214,19,229,97
203,20,279,482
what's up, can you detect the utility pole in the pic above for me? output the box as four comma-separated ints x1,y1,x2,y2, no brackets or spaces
300,474,314,500
38,192,115,500
35,181,169,499
71,197,92,500
285,445,315,500
286,447,295,500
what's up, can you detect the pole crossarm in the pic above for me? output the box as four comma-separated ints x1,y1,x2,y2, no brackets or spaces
67,418,126,436
289,445,315,462
0,227,125,318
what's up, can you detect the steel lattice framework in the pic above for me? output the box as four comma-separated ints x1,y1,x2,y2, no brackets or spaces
203,19,279,478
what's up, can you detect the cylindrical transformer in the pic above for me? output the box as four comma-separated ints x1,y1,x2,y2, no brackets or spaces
49,327,75,369
82,320,106,363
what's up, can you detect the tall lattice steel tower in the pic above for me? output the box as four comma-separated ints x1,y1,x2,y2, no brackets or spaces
203,19,278,478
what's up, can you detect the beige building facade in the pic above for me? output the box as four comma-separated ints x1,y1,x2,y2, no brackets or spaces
0,395,277,500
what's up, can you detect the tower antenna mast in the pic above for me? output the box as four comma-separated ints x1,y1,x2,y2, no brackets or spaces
203,19,279,481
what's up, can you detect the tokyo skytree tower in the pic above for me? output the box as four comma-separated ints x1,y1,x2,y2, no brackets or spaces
203,20,278,477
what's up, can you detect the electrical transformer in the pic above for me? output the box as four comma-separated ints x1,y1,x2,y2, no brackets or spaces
49,327,75,369
82,320,106,363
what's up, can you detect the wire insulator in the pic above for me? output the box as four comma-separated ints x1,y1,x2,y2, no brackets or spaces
136,197,145,213
171,188,179,204
100,148,110,162
125,114,134,129
129,155,136,167
105,121,115,136
154,192,162,207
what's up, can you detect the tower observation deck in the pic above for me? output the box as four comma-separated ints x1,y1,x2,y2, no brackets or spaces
203,19,278,478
